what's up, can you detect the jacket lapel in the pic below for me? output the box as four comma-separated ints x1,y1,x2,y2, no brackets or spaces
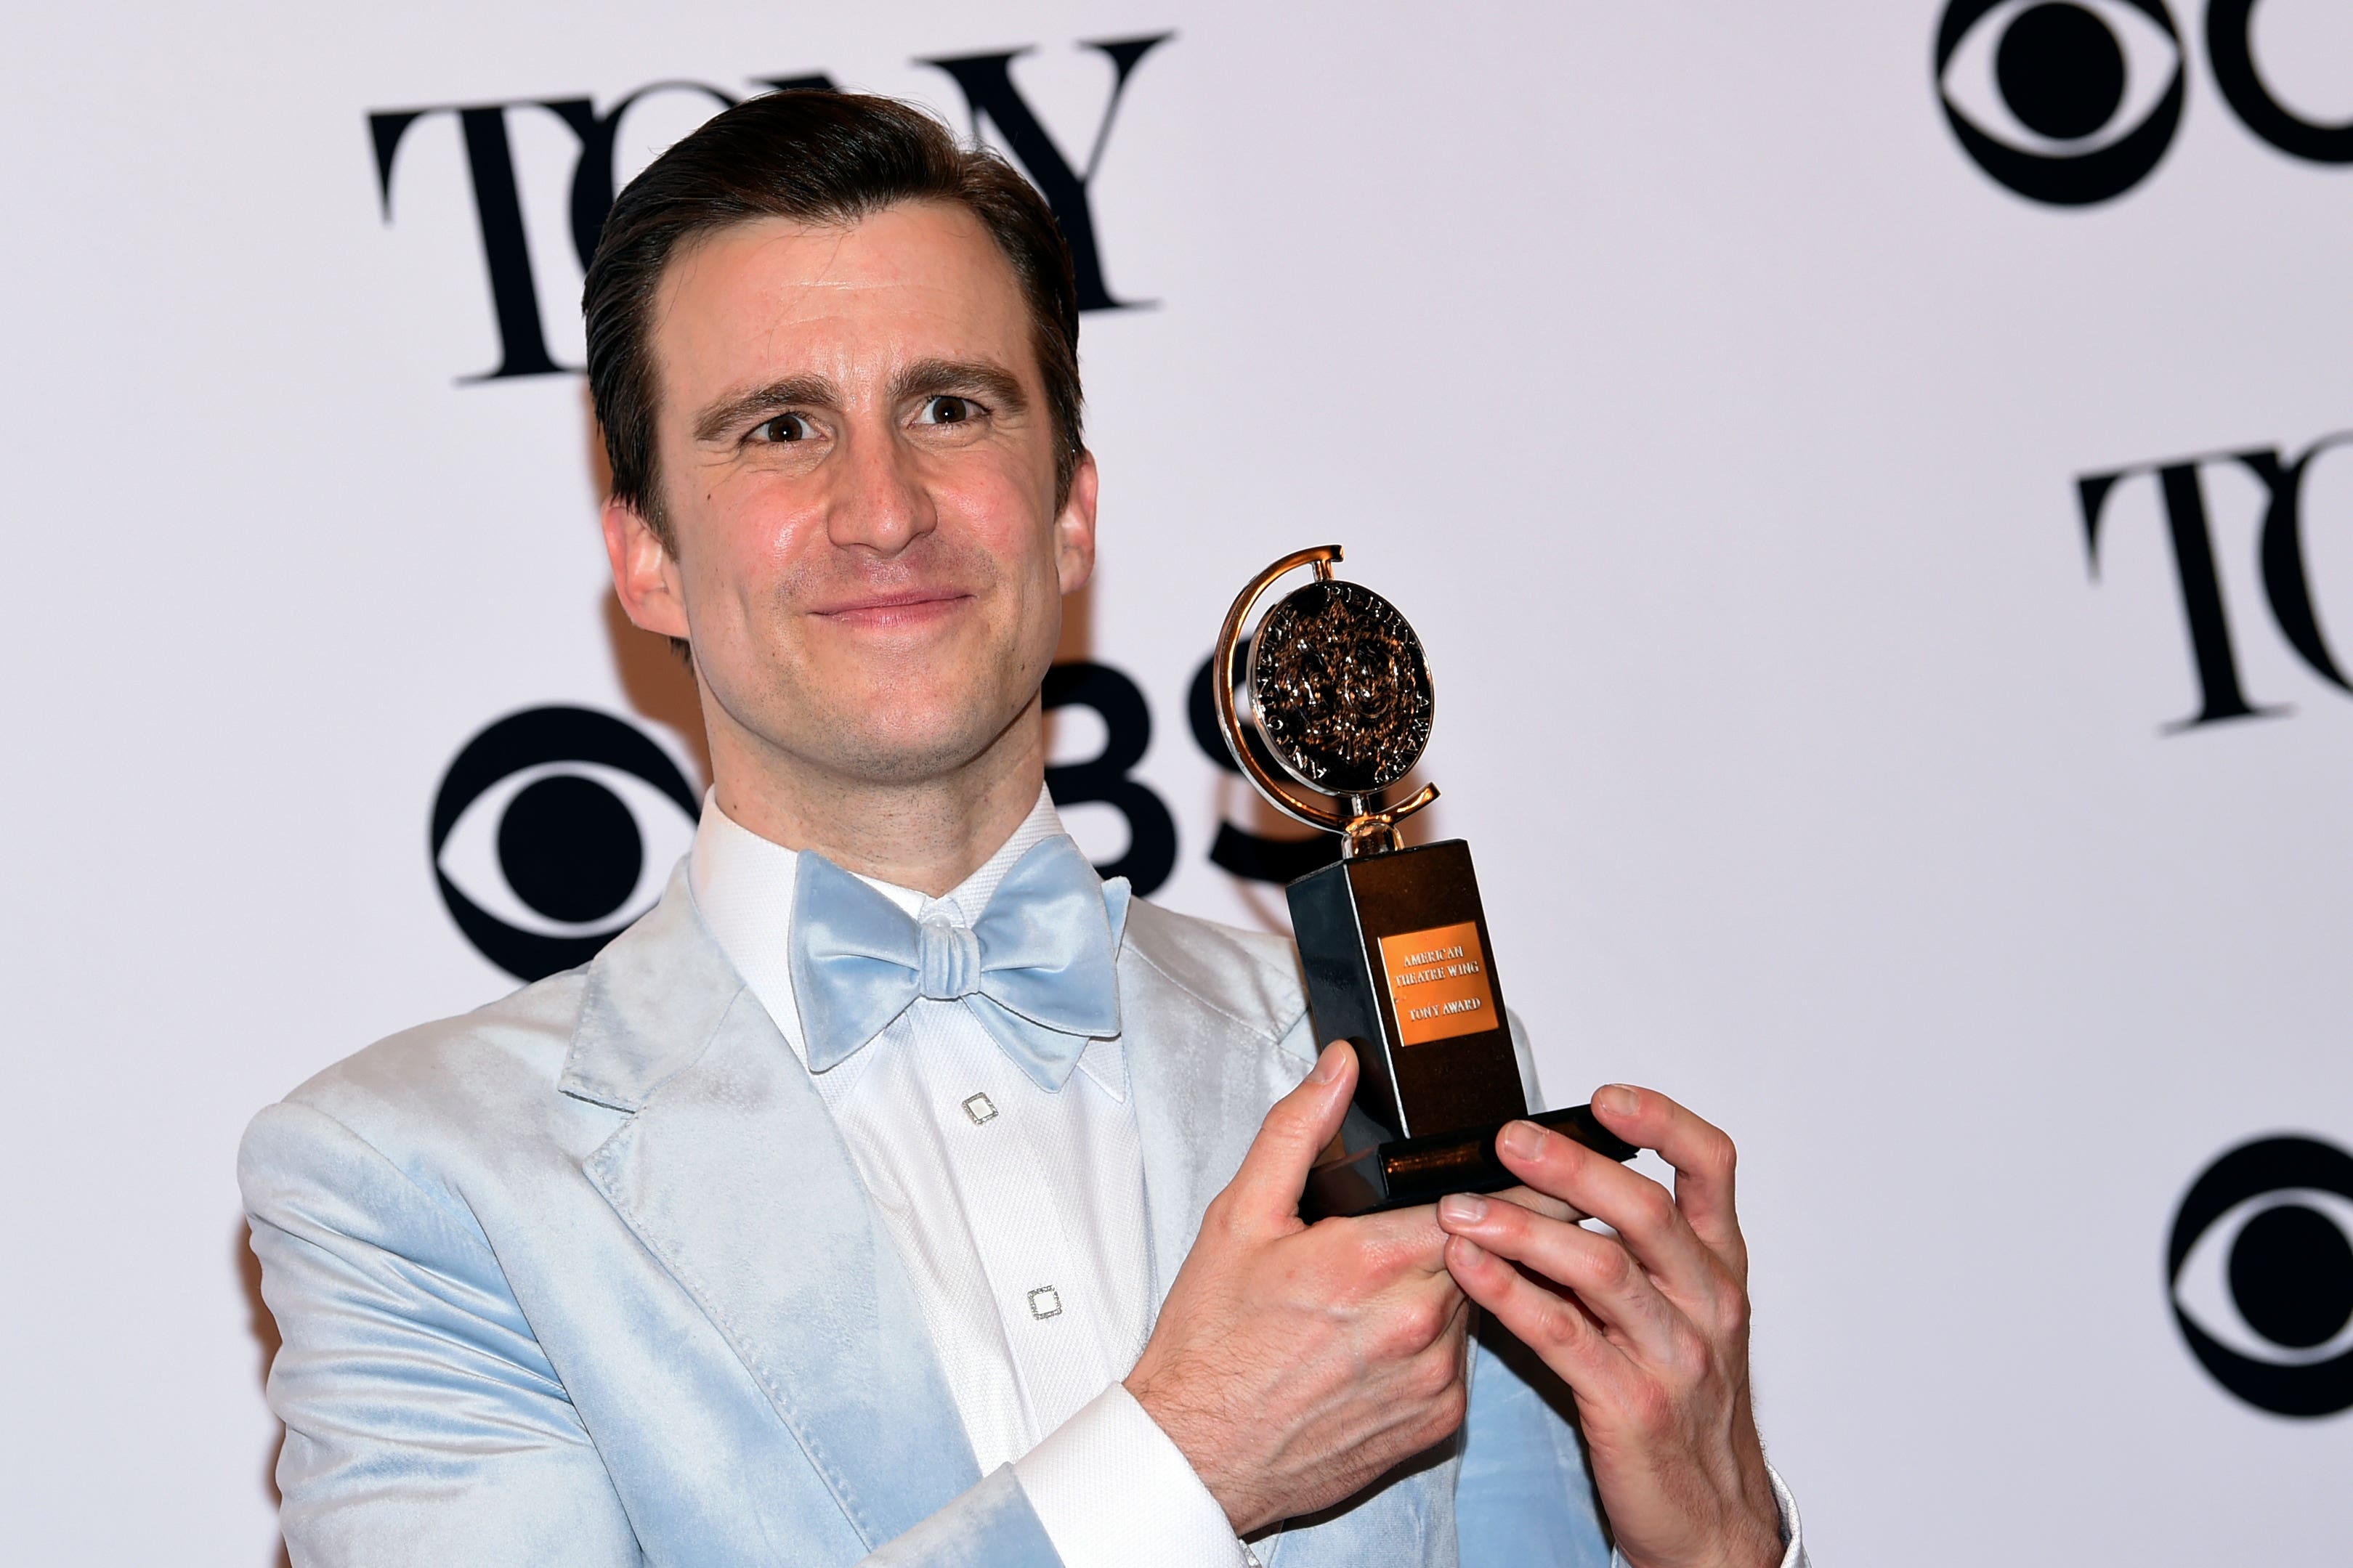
1115,905,1322,1564
1117,901,1319,1307
560,869,980,1551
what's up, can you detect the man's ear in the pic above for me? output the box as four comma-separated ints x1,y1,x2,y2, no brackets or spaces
1055,451,1100,597
603,495,692,641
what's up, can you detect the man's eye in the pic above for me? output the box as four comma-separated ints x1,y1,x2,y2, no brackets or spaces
916,396,978,426
752,413,812,443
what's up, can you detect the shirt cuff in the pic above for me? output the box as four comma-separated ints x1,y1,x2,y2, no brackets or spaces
1606,1463,1806,1568
1765,1462,1807,1568
1013,1383,1251,1568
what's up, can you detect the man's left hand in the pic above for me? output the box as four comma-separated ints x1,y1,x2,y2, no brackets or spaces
1435,1086,1783,1568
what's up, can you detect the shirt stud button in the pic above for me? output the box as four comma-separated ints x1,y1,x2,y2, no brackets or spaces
962,1092,998,1126
1026,1285,1063,1320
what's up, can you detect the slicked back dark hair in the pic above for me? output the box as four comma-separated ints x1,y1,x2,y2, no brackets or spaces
584,91,1085,549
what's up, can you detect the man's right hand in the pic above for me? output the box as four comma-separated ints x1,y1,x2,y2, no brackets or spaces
1122,1042,1471,1536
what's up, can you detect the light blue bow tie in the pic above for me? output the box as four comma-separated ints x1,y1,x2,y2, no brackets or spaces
787,835,1132,1091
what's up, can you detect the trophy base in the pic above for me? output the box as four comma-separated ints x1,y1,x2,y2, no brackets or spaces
1301,1103,1640,1222
1288,840,1528,1140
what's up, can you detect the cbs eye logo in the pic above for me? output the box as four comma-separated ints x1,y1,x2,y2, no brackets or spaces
431,707,700,981
1937,1,2353,206
2168,1134,2353,1418
1935,0,2184,206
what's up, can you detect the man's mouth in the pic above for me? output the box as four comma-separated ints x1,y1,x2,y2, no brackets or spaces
810,588,973,627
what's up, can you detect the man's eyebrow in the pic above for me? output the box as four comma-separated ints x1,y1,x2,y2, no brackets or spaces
891,358,1029,411
691,376,837,442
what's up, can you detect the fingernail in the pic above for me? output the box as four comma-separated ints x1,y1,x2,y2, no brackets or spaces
1596,1084,1640,1117
1438,1192,1489,1224
1499,1120,1548,1159
1449,1235,1489,1267
1311,1043,1345,1084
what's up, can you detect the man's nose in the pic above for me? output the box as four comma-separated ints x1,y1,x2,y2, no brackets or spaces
825,421,938,556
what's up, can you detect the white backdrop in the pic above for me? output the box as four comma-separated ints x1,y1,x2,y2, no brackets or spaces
6,1,2353,1562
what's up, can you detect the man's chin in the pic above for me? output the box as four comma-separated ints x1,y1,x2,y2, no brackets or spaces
793,704,1028,788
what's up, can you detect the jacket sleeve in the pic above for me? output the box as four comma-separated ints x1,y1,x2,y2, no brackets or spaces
241,1100,1062,1568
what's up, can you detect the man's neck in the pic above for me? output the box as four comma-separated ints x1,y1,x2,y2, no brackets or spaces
705,705,1047,898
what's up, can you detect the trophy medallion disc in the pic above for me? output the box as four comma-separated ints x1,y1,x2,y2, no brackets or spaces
1247,579,1435,797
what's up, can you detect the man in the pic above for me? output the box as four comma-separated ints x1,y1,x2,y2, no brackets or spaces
241,92,1805,1567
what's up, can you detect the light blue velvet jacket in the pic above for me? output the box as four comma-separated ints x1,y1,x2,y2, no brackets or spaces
240,868,1613,1567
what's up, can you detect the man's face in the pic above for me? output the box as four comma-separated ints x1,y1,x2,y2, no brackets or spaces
614,202,1094,789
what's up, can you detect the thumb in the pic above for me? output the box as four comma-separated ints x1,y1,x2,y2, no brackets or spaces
1226,1041,1358,1225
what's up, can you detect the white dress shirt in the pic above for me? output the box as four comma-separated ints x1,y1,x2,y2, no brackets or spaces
689,788,1249,1568
689,788,1806,1568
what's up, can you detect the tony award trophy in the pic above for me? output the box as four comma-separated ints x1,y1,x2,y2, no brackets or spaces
1214,545,1637,1219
